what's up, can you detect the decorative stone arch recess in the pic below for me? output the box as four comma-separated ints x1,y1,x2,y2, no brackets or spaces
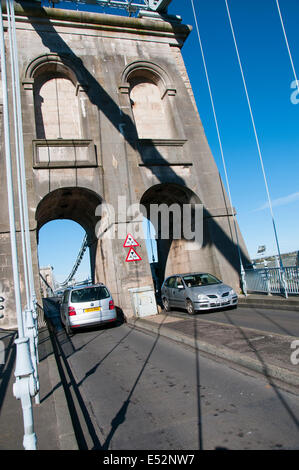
22,53,97,168
119,60,176,99
119,59,186,158
22,52,88,94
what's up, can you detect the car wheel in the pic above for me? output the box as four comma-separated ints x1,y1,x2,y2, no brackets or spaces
186,299,195,315
162,297,171,312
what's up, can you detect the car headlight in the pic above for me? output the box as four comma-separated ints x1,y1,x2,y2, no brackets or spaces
229,289,236,296
198,295,209,301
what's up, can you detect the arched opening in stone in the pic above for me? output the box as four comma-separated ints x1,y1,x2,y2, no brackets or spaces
38,219,91,293
36,187,103,294
140,183,202,304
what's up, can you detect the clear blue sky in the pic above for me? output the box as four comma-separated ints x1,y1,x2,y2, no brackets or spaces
38,0,299,284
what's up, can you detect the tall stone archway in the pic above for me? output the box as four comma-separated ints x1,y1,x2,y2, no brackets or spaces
35,187,103,284
141,183,207,295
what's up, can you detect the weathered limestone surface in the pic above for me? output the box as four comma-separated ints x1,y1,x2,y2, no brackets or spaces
0,3,249,328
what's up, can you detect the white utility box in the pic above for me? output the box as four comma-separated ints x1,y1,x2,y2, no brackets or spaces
128,286,158,317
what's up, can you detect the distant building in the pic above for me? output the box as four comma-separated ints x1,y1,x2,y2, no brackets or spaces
251,251,299,269
40,266,55,297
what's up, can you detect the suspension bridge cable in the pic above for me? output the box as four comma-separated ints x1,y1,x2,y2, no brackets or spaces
7,0,37,310
275,0,299,94
7,4,30,309
224,0,284,270
60,234,88,287
0,2,24,337
190,0,245,274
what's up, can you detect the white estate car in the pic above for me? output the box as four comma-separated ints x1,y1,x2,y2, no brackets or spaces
60,283,117,334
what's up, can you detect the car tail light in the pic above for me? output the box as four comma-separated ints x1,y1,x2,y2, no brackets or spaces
109,300,114,310
68,306,76,316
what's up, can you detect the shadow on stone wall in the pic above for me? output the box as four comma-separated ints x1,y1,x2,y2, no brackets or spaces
19,2,250,291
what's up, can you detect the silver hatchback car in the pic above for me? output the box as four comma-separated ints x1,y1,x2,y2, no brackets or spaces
60,283,117,334
161,272,238,315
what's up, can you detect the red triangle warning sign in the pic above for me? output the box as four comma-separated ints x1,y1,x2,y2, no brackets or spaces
123,233,139,248
125,247,142,262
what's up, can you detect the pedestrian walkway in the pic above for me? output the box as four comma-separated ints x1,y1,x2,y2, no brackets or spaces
238,293,299,311
0,327,77,450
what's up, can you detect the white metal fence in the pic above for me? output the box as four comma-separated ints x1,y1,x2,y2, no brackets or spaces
244,266,299,295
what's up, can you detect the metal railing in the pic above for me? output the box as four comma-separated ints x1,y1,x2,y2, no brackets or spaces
244,266,299,296
39,0,174,14
286,267,299,294
36,303,47,329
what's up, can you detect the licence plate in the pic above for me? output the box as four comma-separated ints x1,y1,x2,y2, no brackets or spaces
84,307,101,313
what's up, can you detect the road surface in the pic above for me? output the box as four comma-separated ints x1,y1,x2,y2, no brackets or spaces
52,315,299,450
167,305,299,337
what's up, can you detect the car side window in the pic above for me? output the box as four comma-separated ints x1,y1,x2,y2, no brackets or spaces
167,277,176,288
62,291,69,304
176,277,184,289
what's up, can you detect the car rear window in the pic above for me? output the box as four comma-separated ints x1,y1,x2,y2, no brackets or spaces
71,286,110,303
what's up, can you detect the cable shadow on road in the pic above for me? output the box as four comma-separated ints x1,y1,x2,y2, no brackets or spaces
101,314,172,450
191,315,203,450
46,317,102,449
219,305,295,338
221,310,299,431
172,308,299,448
51,311,205,450
249,308,295,337
76,335,134,389
42,297,120,359
44,298,137,448
71,307,128,358
49,314,171,449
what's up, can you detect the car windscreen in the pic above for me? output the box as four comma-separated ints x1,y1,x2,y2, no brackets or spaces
183,274,221,287
71,286,110,303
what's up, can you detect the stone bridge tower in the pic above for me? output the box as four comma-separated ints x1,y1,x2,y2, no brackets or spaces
0,2,249,328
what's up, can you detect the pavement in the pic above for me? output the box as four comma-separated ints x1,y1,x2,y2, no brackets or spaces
0,325,78,450
237,292,299,311
0,293,298,450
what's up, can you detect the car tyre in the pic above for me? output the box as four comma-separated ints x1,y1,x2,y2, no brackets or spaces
65,321,73,336
162,297,172,312
186,299,195,315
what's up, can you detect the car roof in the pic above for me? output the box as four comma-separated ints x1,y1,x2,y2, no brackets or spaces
166,272,210,278
68,282,105,291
